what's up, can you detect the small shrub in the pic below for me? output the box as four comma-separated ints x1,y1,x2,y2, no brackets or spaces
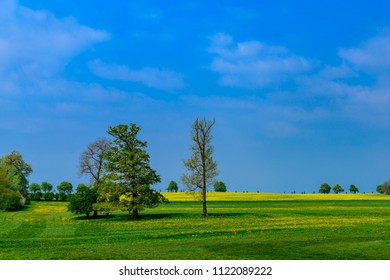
0,187,22,211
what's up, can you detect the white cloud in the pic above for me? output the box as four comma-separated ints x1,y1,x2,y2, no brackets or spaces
89,60,185,92
0,0,109,83
208,33,312,89
339,31,390,74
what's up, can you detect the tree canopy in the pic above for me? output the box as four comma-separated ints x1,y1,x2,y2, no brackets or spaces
214,181,227,192
349,184,359,194
166,180,179,192
0,150,32,197
319,183,331,194
333,184,344,194
68,184,97,218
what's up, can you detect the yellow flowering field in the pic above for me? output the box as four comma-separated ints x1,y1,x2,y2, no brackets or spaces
162,192,390,201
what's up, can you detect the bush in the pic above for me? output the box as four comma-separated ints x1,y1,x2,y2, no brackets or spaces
0,186,22,211
68,184,98,218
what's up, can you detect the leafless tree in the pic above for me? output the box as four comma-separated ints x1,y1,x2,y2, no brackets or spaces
181,117,219,216
79,138,111,187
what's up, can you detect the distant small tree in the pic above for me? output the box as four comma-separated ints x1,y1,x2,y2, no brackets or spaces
43,192,55,201
166,181,179,192
382,181,390,195
29,183,41,194
41,182,53,193
333,184,344,194
214,181,227,192
68,184,98,218
349,184,359,194
57,181,73,201
319,183,331,194
377,184,384,194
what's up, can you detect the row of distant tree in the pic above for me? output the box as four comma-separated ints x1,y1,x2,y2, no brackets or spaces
166,180,227,192
28,181,73,201
318,182,390,194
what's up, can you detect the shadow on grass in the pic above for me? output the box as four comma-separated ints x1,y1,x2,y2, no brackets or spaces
71,211,271,222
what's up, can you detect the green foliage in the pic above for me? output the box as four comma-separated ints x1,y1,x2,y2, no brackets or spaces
101,123,166,219
166,180,179,192
29,183,41,193
41,182,53,193
333,184,344,194
0,150,32,196
67,184,98,218
214,181,227,192
30,191,42,201
376,184,384,194
57,181,73,194
0,186,22,211
56,181,73,201
43,192,55,201
349,184,359,194
319,183,331,194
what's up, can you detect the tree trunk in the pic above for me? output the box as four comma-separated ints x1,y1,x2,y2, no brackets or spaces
93,210,98,218
131,209,139,219
202,188,208,216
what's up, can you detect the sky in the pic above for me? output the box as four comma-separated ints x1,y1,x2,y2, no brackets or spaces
1,0,390,193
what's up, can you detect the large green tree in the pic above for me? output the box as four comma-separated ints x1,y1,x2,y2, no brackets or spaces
0,168,22,211
181,117,219,216
100,123,167,219
0,150,32,197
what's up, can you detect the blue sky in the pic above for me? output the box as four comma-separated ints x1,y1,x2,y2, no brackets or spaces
1,0,390,193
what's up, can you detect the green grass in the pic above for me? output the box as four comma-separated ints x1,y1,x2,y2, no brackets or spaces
1,193,390,260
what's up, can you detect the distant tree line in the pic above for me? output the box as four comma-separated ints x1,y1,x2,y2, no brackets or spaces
28,181,73,201
318,183,360,194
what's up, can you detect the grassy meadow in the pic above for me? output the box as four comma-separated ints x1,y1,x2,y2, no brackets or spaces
1,192,390,260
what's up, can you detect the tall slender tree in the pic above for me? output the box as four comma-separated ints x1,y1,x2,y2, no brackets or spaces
181,117,219,216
